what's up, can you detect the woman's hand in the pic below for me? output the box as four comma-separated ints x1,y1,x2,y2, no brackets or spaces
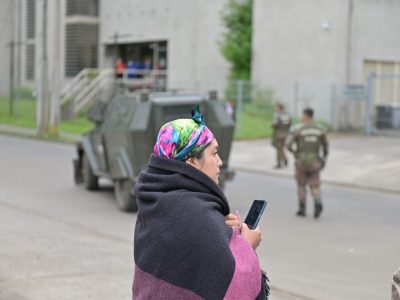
240,223,262,250
224,214,241,230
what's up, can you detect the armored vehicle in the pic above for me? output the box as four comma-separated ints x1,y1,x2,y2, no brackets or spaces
73,91,235,212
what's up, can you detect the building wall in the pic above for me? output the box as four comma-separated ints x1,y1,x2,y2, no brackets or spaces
99,0,230,95
0,0,66,97
0,0,101,98
252,0,349,115
350,0,400,83
0,0,17,96
252,0,400,126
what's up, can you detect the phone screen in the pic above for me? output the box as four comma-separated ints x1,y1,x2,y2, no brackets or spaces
244,200,267,229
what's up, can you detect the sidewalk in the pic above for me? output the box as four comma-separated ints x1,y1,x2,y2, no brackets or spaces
230,134,400,194
0,124,80,142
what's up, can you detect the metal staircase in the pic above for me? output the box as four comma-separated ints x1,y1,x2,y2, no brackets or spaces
60,68,115,119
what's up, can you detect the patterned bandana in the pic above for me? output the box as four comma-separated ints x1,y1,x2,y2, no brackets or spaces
153,105,215,161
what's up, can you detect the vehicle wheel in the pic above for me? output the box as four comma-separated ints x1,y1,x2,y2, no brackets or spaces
218,173,226,190
114,179,138,212
73,159,83,184
83,154,98,191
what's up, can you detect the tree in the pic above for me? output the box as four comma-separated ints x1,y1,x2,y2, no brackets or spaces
220,0,253,80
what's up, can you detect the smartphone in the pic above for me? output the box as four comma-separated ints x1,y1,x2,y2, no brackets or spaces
244,200,268,229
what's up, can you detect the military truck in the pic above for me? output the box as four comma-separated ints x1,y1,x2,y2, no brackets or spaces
73,91,235,212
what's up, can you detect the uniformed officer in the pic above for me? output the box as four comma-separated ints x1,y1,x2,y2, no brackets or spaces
286,108,328,218
393,268,400,300
272,104,292,169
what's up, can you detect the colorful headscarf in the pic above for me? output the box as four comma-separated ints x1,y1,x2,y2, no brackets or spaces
153,105,215,161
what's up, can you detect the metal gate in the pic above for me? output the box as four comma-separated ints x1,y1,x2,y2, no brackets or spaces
365,72,400,134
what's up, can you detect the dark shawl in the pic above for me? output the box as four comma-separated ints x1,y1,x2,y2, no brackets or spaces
133,154,265,300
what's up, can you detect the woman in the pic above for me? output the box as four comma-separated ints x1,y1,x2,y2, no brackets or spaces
133,107,267,299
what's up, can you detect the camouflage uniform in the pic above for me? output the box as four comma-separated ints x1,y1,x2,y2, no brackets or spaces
393,268,400,300
286,122,328,218
272,111,292,167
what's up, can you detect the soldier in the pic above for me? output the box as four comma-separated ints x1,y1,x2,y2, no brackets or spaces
271,103,292,168
393,268,400,300
286,108,328,218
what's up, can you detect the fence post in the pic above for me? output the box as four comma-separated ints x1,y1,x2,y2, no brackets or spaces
331,84,337,130
293,81,299,119
235,80,244,134
365,72,376,135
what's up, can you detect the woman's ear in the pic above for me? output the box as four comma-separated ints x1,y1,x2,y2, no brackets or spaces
186,157,197,167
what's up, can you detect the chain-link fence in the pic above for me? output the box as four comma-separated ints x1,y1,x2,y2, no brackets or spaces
3,72,400,137
293,81,338,129
0,85,37,128
292,74,400,134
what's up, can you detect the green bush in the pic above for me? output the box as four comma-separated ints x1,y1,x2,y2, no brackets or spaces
13,86,36,100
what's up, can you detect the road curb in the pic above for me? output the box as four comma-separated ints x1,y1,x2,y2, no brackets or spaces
0,129,79,145
232,166,400,195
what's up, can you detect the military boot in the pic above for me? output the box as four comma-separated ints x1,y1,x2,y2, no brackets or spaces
296,204,306,217
314,203,323,218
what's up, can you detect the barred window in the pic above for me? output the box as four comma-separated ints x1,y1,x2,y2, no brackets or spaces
26,0,35,39
26,45,35,80
66,0,99,16
65,24,98,77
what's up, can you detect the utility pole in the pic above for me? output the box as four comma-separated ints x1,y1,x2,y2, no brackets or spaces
7,38,25,117
6,0,16,115
113,32,119,95
36,0,49,135
49,0,61,136
16,0,22,116
345,0,354,85
8,41,15,116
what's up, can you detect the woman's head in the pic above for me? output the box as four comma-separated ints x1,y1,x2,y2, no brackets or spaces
153,106,223,184
185,138,223,184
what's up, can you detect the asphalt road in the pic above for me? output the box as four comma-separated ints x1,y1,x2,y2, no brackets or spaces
0,135,399,300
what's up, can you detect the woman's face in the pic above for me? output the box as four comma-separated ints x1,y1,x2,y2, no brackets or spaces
187,139,223,184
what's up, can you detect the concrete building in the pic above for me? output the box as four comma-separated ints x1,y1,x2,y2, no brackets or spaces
252,0,400,129
99,0,229,94
1,0,230,100
0,0,100,97
2,0,400,130
0,0,22,98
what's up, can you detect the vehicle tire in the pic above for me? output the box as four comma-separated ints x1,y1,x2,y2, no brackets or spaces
218,172,226,190
114,179,138,212
83,154,99,191
73,159,83,184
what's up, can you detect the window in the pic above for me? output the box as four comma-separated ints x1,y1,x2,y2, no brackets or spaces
66,0,99,16
26,0,36,80
26,45,35,80
65,24,99,77
26,0,35,39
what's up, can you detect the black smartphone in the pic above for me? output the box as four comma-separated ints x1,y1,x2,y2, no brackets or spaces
244,200,268,229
